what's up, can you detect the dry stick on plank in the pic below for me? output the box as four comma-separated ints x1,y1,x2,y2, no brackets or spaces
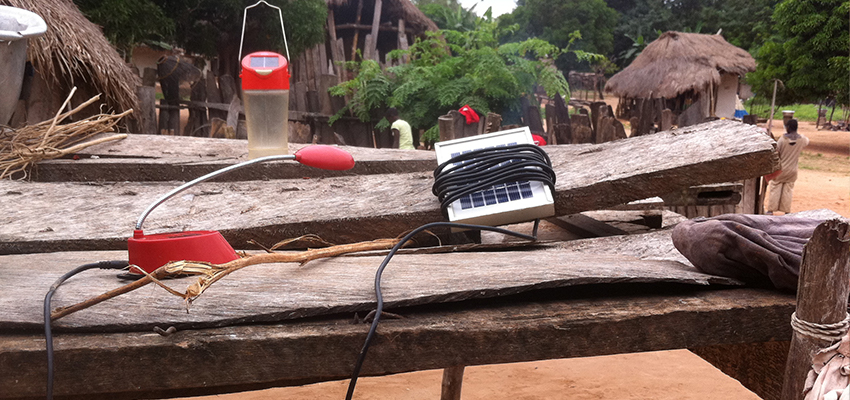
50,238,401,321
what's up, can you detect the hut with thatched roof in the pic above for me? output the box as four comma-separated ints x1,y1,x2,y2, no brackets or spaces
605,31,755,126
0,0,139,129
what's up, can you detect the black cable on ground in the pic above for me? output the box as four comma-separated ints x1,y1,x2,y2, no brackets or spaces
345,222,538,400
432,144,556,216
44,260,129,400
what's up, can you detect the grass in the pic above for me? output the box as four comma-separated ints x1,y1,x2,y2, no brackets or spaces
798,152,850,174
743,100,841,122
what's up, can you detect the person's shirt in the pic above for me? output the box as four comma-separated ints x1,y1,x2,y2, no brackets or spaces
392,119,414,150
774,132,809,183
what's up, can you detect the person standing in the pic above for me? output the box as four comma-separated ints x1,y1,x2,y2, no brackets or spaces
386,108,416,150
767,119,809,214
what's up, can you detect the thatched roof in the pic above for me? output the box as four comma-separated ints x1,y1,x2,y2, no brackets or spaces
605,31,756,99
0,0,138,114
327,0,438,33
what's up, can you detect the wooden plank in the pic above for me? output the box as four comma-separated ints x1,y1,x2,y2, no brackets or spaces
16,134,435,181
692,341,790,400
0,120,779,252
0,243,742,331
0,287,796,399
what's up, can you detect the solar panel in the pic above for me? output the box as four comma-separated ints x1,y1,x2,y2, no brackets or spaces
434,127,555,227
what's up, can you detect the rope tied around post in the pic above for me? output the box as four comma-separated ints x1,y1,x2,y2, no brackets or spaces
791,312,850,343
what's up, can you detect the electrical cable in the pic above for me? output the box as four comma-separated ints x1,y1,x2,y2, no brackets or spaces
44,260,129,400
345,222,538,400
432,144,556,216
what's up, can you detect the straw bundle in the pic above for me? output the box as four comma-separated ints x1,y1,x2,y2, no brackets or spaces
1,89,131,180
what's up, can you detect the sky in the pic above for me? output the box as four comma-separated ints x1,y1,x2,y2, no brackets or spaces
458,0,517,18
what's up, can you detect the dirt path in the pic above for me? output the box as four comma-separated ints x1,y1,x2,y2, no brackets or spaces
179,119,848,400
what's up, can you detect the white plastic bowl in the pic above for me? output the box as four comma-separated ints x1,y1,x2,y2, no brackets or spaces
0,5,46,126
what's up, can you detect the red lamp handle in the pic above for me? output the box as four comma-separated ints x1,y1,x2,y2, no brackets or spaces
295,145,355,171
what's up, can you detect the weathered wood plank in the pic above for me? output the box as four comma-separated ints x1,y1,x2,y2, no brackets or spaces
0,287,796,399
0,120,777,253
0,246,740,332
22,135,436,182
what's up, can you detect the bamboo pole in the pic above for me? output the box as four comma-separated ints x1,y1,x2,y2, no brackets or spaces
780,220,850,400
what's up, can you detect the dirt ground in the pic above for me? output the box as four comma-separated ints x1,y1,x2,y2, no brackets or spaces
179,120,848,400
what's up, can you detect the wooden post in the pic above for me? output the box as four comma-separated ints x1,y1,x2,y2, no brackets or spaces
441,366,465,400
350,0,364,61
781,220,850,400
369,0,383,62
136,68,157,135
438,114,455,142
397,18,409,64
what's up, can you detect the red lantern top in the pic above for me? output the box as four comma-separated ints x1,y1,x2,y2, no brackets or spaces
240,51,290,90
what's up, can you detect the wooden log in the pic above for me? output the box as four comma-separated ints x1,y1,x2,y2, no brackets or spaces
294,81,307,112
441,366,465,400
438,113,455,141
484,112,501,133
397,18,409,64
781,220,850,400
369,0,382,62
350,0,365,60
205,73,226,122
571,125,593,144
660,108,675,131
589,101,606,140
0,286,795,400
141,67,157,87
318,74,336,115
219,75,237,103
188,80,209,137
134,85,157,135
1,120,779,252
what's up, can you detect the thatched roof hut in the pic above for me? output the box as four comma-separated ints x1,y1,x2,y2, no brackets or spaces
1,0,138,126
605,31,755,99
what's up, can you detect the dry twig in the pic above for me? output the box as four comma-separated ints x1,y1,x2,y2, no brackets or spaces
1,89,131,179
50,238,402,320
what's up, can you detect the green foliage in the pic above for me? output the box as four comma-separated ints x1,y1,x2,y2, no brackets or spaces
747,0,849,105
74,0,174,59
420,2,490,31
606,0,779,68
500,0,619,71
330,23,577,144
76,0,326,75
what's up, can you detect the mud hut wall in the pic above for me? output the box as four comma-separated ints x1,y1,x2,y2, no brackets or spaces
715,73,739,119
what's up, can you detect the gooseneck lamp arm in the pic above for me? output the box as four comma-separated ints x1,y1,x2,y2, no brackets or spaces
135,154,296,230
134,145,355,231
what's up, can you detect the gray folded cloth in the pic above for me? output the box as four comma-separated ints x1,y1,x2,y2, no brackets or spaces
672,214,824,291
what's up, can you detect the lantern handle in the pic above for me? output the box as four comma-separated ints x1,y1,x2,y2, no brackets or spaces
239,0,291,63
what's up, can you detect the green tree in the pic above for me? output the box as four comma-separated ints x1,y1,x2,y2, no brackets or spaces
73,0,174,60
76,0,327,76
499,0,618,71
747,0,849,105
330,22,586,143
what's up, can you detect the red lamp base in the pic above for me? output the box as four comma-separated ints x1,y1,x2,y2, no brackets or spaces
128,230,239,273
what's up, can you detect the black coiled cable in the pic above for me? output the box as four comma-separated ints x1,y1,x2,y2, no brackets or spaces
431,144,556,216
